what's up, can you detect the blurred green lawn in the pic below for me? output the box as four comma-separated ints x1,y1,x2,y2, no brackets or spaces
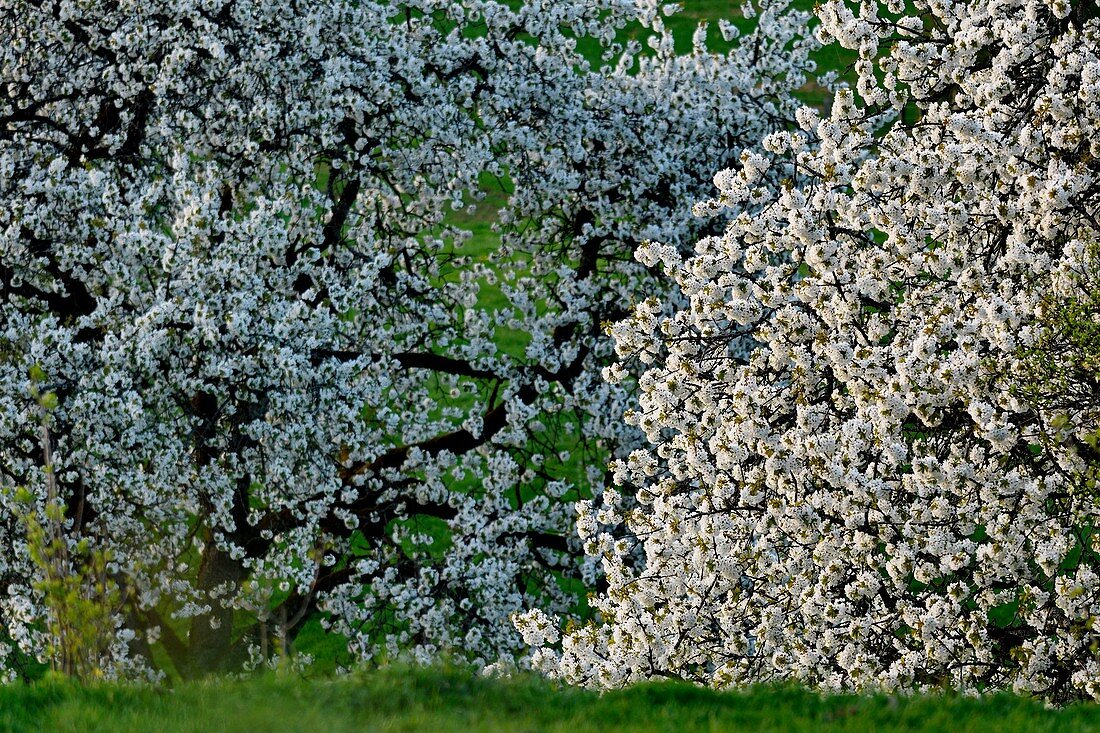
3,666,1097,733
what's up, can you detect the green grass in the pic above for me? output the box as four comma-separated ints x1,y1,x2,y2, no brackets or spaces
4,666,1100,733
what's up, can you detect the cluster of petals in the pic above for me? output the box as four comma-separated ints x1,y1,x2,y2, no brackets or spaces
520,0,1100,704
0,0,813,677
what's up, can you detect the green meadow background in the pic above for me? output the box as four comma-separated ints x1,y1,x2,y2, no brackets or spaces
4,666,1098,733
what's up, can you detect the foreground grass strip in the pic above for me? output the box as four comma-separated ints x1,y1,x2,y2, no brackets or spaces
3,667,1100,733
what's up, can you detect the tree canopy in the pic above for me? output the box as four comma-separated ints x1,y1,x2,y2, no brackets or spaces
0,0,814,679
520,0,1100,704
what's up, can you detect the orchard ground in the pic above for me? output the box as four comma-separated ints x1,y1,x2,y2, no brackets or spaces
3,666,1100,733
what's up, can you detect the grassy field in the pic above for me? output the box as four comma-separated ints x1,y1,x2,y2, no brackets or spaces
3,666,1099,733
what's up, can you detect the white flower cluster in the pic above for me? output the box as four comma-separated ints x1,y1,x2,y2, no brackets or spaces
0,0,813,678
521,0,1100,704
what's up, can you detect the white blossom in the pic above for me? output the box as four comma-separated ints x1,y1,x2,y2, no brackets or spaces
523,0,1100,704
0,0,813,677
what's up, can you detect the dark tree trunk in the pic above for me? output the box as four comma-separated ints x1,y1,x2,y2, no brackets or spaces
185,541,246,677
